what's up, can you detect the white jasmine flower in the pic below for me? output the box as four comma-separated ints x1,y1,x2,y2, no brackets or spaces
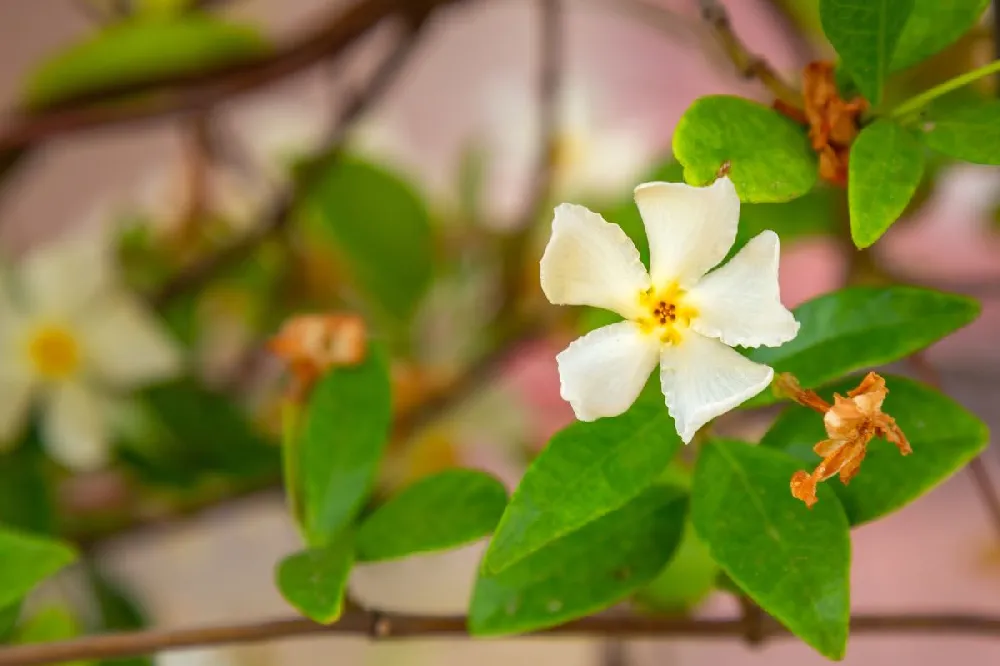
0,229,183,470
540,176,799,442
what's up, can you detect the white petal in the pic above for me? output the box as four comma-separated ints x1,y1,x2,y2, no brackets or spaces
556,321,660,422
0,371,35,445
540,204,650,319
80,293,184,388
634,176,740,288
660,333,773,443
41,382,112,471
688,231,800,348
20,227,114,318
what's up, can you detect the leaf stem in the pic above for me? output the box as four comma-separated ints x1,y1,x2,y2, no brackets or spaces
890,59,1000,119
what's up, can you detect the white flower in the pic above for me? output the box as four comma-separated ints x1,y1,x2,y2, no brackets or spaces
539,176,799,442
484,80,655,223
0,228,183,470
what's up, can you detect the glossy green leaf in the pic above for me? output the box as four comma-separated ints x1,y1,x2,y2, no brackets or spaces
692,440,850,659
25,16,268,109
136,379,279,480
303,157,433,324
632,519,718,613
891,0,990,72
470,486,687,636
0,528,76,609
747,286,979,403
673,96,816,203
820,0,914,104
484,395,681,573
848,120,925,248
356,469,507,563
761,374,988,524
298,348,392,546
917,98,1000,165
12,606,91,666
276,539,355,624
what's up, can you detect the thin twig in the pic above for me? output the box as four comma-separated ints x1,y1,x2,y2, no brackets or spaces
6,609,1000,665
0,0,465,151
696,0,803,107
908,351,1000,540
149,15,428,308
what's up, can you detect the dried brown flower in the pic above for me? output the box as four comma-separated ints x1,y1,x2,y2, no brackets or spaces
777,372,911,508
268,313,367,401
776,61,868,187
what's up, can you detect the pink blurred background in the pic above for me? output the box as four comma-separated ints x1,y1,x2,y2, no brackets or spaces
2,0,1000,664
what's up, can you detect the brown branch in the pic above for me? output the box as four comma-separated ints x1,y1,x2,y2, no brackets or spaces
148,12,429,308
0,0,466,151
697,0,803,107
6,609,1000,665
499,0,563,313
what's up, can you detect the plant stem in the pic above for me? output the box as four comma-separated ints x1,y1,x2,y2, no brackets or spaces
890,59,1000,119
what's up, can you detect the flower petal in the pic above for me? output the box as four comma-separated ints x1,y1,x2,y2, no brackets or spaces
687,231,799,347
19,228,114,318
540,204,650,319
41,382,112,471
80,293,184,388
660,332,773,443
634,176,740,288
556,321,659,421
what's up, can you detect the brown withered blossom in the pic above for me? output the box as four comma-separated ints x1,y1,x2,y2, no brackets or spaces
775,372,911,508
775,61,867,187
268,313,367,401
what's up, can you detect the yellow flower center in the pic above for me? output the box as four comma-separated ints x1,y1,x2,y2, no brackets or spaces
637,283,698,345
27,324,81,380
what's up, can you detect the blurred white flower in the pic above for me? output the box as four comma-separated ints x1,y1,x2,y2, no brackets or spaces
129,162,270,237
540,176,799,442
483,80,656,224
0,228,183,470
228,100,332,186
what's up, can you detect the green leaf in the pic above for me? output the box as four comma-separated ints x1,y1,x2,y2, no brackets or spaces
0,602,21,642
484,395,681,573
88,567,152,666
276,539,354,624
136,379,279,480
0,528,77,609
848,120,925,248
298,348,392,546
820,0,915,104
13,606,92,666
0,444,55,535
917,98,1000,165
692,440,850,659
356,469,508,563
761,374,989,524
747,286,979,402
673,96,816,203
303,157,434,325
469,486,687,636
25,15,269,109
632,519,718,613
891,0,990,72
